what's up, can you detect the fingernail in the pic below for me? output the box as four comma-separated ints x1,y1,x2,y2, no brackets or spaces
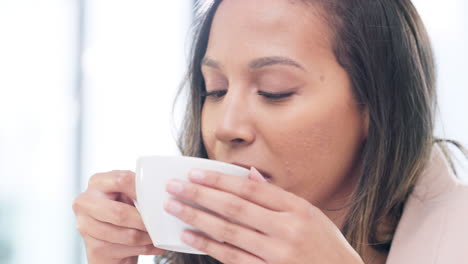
164,199,183,214
166,180,184,194
189,169,206,182
249,167,267,182
181,231,196,244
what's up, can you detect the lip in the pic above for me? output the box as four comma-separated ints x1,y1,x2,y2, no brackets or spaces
230,162,273,181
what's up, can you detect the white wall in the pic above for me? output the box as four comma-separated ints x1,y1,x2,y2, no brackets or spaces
413,0,468,180
0,1,192,264
81,1,192,182
0,0,78,263
80,1,193,263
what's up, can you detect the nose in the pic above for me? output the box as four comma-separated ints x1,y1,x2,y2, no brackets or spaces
214,90,256,146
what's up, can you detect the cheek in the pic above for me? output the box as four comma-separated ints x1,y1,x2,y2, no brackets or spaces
200,104,217,157
261,95,366,203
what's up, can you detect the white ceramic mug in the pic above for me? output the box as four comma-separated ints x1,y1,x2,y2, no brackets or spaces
135,156,250,255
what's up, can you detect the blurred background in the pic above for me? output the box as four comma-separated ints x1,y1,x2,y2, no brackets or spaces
0,1,466,264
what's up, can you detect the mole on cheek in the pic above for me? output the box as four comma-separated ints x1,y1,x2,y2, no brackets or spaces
320,75,325,82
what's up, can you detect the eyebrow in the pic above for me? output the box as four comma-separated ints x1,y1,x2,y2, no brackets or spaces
201,56,306,71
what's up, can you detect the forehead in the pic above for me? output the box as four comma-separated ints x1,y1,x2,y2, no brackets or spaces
206,0,332,65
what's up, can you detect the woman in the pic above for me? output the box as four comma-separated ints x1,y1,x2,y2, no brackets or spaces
72,0,468,263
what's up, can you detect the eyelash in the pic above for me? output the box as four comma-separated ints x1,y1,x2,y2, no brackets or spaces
201,90,226,100
258,91,294,100
201,90,294,101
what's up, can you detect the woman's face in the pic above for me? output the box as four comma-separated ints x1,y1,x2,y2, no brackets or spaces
201,0,368,213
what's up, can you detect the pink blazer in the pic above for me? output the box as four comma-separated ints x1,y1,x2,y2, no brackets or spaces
387,145,468,263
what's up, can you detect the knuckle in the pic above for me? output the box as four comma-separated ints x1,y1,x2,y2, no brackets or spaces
211,173,222,186
72,196,82,214
120,259,136,264
88,172,103,187
115,171,134,189
182,206,197,223
283,218,303,242
224,199,244,219
219,223,238,242
196,236,209,252
222,249,241,264
76,223,86,236
274,246,294,264
187,184,200,200
306,204,320,217
239,180,259,198
111,204,127,225
75,217,88,236
142,244,155,255
294,199,316,217
88,240,108,257
72,195,90,215
126,229,141,246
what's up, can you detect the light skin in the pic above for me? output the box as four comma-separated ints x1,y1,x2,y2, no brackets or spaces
198,0,368,224
165,0,379,263
72,0,386,263
73,170,165,264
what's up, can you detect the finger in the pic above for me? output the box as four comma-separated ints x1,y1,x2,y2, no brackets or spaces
76,195,147,232
248,167,267,183
84,235,165,260
164,198,273,260
166,180,281,235
180,230,264,264
187,169,307,212
88,170,137,201
77,215,152,246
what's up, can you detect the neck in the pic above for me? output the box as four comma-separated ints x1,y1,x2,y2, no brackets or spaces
318,151,388,264
319,165,360,229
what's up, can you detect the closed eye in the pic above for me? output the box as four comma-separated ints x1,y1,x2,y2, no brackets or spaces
258,91,294,100
201,90,294,101
201,90,227,100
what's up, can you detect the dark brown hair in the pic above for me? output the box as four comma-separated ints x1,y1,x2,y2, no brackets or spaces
157,0,468,263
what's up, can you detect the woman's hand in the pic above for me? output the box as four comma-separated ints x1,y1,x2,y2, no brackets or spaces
164,168,364,264
72,170,165,264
